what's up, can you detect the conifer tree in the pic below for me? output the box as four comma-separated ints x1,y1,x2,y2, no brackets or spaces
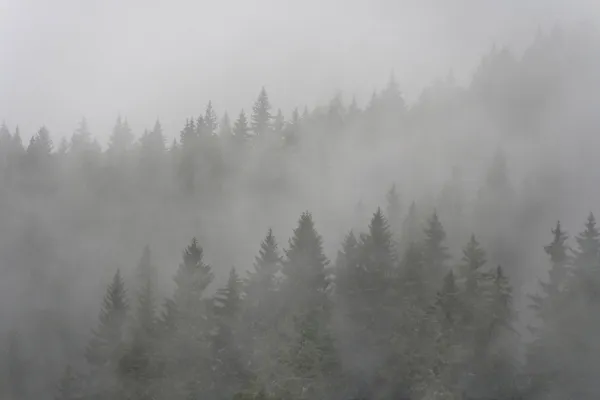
118,246,159,400
205,101,218,137
107,116,134,155
219,112,233,138
282,211,329,296
570,212,600,302
251,87,272,137
85,269,128,399
530,221,571,321
400,201,421,253
572,212,600,271
246,228,281,309
212,268,250,399
279,212,340,399
423,211,450,291
161,238,215,399
196,115,207,137
234,110,250,144
273,109,285,139
70,117,93,154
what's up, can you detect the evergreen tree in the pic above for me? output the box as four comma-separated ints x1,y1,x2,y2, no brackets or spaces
161,238,215,399
570,212,600,302
279,212,339,399
219,112,233,138
85,269,129,399
108,116,134,155
205,101,218,137
385,183,402,244
400,201,421,253
251,87,272,137
118,246,159,400
282,211,329,296
422,211,450,290
234,110,250,144
530,221,571,321
212,268,251,399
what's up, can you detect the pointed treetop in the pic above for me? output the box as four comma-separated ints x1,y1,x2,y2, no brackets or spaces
251,87,272,136
205,101,218,136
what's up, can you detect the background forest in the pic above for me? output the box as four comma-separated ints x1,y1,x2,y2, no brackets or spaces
2,25,600,399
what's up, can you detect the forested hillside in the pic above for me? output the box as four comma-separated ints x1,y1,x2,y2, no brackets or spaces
2,25,600,399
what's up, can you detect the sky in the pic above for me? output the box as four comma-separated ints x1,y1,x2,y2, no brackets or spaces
1,0,599,144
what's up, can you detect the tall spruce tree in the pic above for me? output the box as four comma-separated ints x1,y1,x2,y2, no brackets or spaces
85,269,129,399
212,268,250,400
279,212,339,399
161,238,215,399
251,87,272,137
234,110,251,145
422,211,450,294
205,101,218,137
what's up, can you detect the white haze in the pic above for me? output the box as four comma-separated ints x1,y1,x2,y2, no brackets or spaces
1,0,599,142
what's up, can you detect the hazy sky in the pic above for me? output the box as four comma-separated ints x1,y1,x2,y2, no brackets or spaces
1,0,598,143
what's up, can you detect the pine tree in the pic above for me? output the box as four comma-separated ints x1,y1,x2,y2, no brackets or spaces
161,238,215,399
205,101,218,137
359,207,396,281
86,269,128,367
423,211,450,289
530,221,571,321
572,212,600,271
234,110,250,144
85,269,128,399
212,268,251,399
118,246,159,400
459,234,487,295
273,109,285,139
219,112,233,138
71,117,93,154
570,212,600,302
282,211,329,296
196,115,207,137
108,116,134,155
180,118,197,148
246,228,281,306
385,183,402,243
279,212,340,399
27,126,54,160
251,87,272,137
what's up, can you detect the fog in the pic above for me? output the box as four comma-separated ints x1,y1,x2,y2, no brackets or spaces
3,0,600,139
2,0,600,399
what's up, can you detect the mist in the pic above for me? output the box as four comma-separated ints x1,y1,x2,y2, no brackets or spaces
2,0,600,399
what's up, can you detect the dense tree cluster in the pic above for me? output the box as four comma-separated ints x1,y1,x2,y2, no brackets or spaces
1,26,600,399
